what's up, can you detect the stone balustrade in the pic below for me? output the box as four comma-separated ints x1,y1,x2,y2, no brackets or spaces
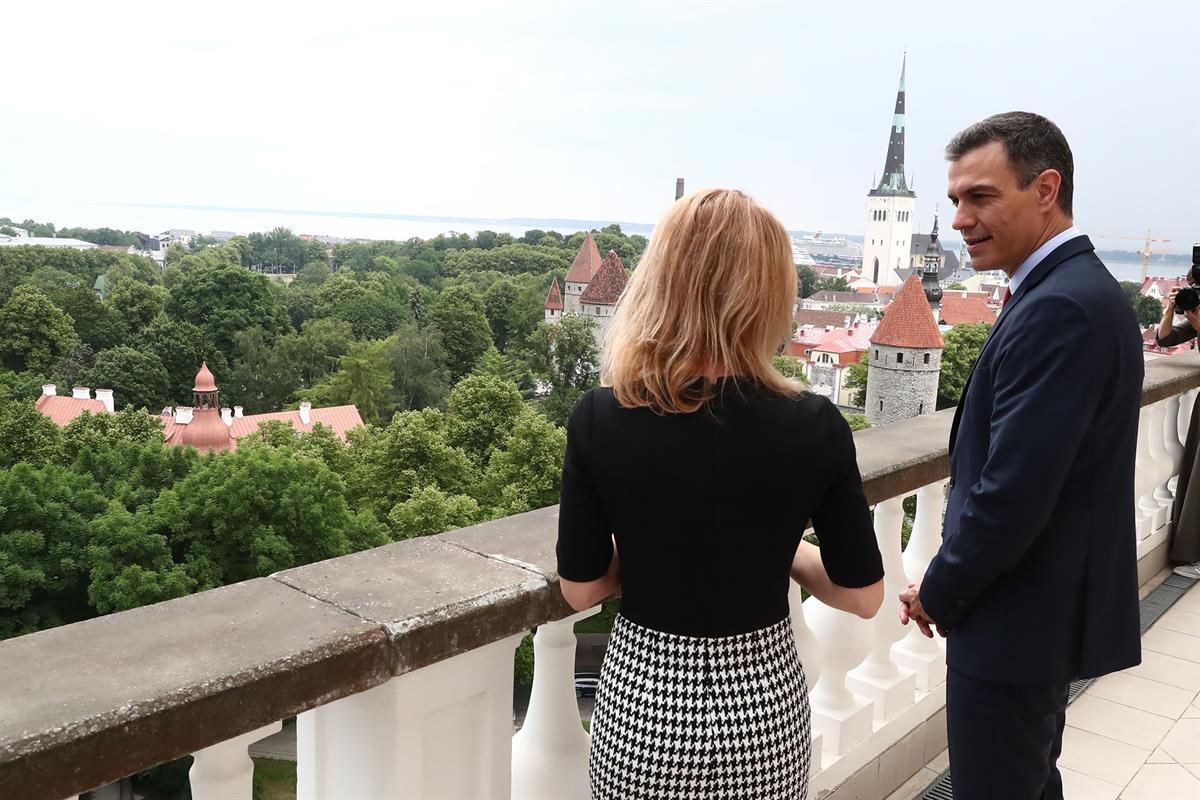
3,352,1197,800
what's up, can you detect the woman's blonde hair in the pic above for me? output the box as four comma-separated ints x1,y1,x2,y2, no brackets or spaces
604,188,801,413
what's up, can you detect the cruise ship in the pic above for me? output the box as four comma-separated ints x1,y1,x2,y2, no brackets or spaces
792,231,864,266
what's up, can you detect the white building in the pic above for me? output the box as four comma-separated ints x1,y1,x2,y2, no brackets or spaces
860,55,916,289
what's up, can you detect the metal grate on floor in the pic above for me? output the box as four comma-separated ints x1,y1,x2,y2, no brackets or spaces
914,570,1198,800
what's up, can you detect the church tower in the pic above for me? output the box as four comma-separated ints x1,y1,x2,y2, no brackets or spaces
921,212,944,316
861,55,917,289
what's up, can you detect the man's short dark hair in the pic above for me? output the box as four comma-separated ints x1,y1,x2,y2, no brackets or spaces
945,112,1074,217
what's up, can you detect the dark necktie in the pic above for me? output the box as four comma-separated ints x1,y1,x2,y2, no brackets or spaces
1002,287,1012,307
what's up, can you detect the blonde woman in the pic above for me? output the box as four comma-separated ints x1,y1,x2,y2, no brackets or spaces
556,189,885,800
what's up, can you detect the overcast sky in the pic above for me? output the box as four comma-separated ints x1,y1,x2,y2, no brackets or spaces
2,1,1197,247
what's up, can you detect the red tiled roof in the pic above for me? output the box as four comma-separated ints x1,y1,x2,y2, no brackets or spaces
229,405,365,442
814,339,866,355
939,292,998,326
35,395,108,426
579,251,629,306
544,277,563,311
794,309,855,329
564,232,603,283
1142,276,1188,296
871,275,944,349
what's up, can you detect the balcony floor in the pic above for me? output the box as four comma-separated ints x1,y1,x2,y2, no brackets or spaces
890,570,1200,800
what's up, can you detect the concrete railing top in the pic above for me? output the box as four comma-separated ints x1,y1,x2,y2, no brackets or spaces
3,351,1197,799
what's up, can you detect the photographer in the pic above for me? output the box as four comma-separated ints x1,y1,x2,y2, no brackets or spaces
1156,254,1200,579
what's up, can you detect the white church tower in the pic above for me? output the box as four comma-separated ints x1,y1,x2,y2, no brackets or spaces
861,55,917,289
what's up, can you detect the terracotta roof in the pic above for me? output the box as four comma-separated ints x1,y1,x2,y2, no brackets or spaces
544,277,563,311
193,362,218,392
229,405,365,442
35,395,108,426
871,275,944,349
578,251,629,306
795,309,855,329
166,409,233,452
939,292,998,326
814,339,867,354
1142,276,1189,296
564,232,603,283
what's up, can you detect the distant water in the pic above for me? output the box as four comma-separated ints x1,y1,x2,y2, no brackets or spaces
1,200,656,242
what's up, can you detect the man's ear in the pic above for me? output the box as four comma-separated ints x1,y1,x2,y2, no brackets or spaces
1034,169,1062,213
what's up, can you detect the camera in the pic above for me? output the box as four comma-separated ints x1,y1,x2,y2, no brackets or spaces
1176,244,1200,313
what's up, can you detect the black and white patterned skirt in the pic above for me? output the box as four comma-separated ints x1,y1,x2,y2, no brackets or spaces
589,613,811,800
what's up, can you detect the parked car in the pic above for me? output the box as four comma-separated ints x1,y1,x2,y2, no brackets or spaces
574,672,601,698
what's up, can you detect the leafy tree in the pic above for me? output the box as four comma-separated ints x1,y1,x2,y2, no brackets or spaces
816,276,852,294
0,386,63,468
387,485,481,540
54,343,96,392
382,323,451,412
166,266,290,355
346,408,477,520
524,315,599,426
0,464,107,639
298,340,394,426
842,412,872,431
0,285,80,374
797,265,819,299
44,286,128,352
772,354,807,382
937,323,991,409
483,278,521,352
296,261,332,287
313,273,408,340
153,446,386,587
844,358,868,408
1135,295,1165,327
59,407,166,466
106,280,168,334
85,503,193,614
945,282,967,291
141,315,229,404
429,285,493,381
446,374,524,466
85,347,170,412
481,408,567,515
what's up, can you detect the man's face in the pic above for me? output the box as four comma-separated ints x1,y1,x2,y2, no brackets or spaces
947,141,1048,274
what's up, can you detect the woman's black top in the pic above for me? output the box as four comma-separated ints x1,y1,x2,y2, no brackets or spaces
556,380,884,637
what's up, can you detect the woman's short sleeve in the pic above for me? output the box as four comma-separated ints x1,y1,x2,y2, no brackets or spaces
556,391,614,581
810,399,884,588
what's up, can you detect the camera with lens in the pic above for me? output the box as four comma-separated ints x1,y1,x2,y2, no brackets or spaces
1176,244,1200,313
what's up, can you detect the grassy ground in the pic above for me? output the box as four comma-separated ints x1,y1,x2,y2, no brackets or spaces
253,758,296,800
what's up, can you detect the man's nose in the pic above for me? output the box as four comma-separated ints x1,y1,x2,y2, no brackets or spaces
952,205,972,232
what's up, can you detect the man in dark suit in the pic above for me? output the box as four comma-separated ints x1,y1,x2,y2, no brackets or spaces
899,112,1144,799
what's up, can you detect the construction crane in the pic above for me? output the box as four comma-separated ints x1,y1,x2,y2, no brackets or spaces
1095,231,1181,283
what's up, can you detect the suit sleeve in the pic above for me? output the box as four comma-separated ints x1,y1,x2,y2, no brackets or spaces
920,292,1110,626
556,391,614,581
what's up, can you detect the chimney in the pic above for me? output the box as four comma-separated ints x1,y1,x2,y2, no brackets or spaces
675,178,685,201
299,402,312,425
161,407,174,417
176,406,194,424
41,384,56,397
233,405,244,418
72,386,91,400
94,389,115,413
221,407,233,426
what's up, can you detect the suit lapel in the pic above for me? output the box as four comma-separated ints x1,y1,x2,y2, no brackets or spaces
948,235,1095,453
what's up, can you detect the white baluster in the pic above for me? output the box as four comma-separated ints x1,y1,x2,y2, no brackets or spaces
1135,407,1157,542
847,497,916,722
892,481,948,691
512,608,599,800
1164,394,1185,496
1184,389,1199,443
190,720,282,800
787,580,823,774
297,634,524,800
789,579,822,692
805,595,873,756
1148,401,1173,529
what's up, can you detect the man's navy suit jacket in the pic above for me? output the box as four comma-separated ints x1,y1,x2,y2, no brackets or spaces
920,235,1144,686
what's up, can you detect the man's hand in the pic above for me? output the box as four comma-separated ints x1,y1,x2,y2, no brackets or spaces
899,581,947,638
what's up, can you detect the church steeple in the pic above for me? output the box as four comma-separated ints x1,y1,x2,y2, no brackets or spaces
871,54,914,197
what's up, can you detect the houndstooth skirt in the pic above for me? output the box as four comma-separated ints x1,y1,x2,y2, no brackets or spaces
589,613,811,800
